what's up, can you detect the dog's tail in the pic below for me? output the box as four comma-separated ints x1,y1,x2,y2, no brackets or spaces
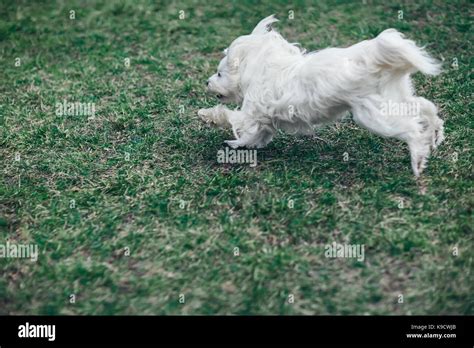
374,29,441,75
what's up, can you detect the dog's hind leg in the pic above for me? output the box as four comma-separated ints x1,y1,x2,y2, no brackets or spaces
416,97,444,149
351,97,435,177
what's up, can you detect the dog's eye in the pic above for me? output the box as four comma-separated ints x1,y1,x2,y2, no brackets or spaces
217,72,222,77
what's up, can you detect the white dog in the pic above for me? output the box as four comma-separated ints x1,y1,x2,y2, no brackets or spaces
198,15,444,176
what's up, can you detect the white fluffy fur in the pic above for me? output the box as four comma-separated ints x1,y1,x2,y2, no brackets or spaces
198,15,444,176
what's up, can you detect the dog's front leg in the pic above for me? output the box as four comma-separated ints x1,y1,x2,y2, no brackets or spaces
198,105,232,128
224,110,275,149
199,106,274,148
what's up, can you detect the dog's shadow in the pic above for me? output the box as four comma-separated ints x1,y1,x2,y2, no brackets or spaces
193,122,409,184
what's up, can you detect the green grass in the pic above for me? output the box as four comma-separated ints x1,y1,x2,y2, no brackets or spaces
0,0,472,315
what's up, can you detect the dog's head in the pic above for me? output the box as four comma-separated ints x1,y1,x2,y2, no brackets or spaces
205,15,279,104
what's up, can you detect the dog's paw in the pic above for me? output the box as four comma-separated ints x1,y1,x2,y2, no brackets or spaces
432,124,445,150
198,108,213,123
199,107,223,127
224,140,241,149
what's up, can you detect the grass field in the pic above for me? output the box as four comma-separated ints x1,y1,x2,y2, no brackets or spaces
0,0,472,315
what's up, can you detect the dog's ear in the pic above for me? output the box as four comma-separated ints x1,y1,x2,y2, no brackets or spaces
251,15,278,35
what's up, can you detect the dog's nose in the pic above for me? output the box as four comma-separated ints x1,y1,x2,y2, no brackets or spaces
206,80,210,86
